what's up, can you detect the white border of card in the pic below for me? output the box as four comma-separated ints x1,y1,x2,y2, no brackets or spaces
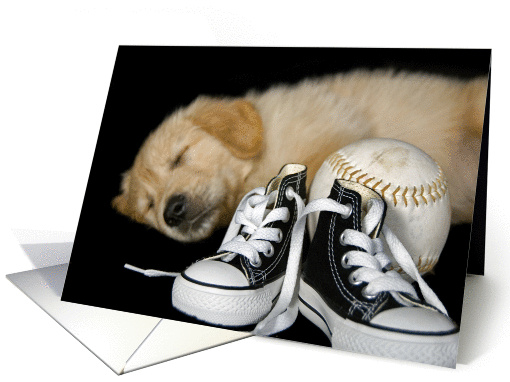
6,230,250,374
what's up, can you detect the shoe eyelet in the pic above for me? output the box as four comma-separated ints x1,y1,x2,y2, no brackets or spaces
250,258,262,268
276,229,283,243
348,272,363,286
265,244,275,257
339,232,347,246
341,254,351,269
341,203,352,219
285,186,295,201
361,286,377,300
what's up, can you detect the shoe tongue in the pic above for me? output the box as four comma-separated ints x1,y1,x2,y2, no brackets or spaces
222,164,306,266
265,163,306,199
331,179,387,238
239,163,306,236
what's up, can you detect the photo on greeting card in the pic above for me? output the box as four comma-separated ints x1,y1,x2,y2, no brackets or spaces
61,47,490,368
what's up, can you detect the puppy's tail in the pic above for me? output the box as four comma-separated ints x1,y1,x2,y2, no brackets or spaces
463,76,489,137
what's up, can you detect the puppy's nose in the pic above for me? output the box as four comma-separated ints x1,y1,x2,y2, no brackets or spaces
164,194,187,227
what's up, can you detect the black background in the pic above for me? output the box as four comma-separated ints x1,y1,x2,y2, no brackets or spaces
62,47,491,347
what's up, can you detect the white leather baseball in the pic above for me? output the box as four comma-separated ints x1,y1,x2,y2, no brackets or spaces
308,138,451,274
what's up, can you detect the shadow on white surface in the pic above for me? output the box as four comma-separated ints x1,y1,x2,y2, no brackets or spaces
457,275,493,364
6,237,251,374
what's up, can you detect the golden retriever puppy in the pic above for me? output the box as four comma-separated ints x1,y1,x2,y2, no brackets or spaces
112,69,488,243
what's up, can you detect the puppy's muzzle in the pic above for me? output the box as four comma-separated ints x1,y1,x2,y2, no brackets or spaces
164,194,188,227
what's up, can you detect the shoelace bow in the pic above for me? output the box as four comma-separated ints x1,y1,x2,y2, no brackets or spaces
254,196,448,336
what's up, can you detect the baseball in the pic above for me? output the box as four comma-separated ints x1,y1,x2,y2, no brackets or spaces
308,138,451,274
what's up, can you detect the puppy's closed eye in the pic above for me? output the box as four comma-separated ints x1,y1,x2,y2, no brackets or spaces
147,196,155,211
170,146,189,169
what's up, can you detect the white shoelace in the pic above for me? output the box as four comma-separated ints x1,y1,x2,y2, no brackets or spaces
213,186,305,336
218,186,299,267
254,196,448,336
123,263,180,277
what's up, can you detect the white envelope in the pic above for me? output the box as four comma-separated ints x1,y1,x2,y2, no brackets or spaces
6,231,250,375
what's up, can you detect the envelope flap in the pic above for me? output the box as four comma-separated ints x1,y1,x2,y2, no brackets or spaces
124,319,250,373
7,264,161,374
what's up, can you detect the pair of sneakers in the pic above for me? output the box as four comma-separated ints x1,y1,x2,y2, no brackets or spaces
171,164,459,367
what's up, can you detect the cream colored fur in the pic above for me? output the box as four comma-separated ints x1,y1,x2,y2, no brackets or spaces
113,69,488,242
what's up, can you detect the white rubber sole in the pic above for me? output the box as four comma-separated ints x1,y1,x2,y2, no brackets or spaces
298,279,459,367
172,275,284,327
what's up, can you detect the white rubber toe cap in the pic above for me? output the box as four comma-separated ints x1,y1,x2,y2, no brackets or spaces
371,307,457,333
183,260,249,288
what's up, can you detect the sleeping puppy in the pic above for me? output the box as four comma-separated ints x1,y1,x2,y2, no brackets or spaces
112,70,488,243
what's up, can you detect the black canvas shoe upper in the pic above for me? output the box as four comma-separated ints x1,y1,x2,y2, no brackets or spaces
182,164,307,289
301,179,458,334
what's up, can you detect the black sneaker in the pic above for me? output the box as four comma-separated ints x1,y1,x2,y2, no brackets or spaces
172,164,307,329
298,179,459,367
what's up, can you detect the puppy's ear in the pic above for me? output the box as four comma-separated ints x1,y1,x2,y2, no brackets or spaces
111,170,132,214
191,99,263,159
